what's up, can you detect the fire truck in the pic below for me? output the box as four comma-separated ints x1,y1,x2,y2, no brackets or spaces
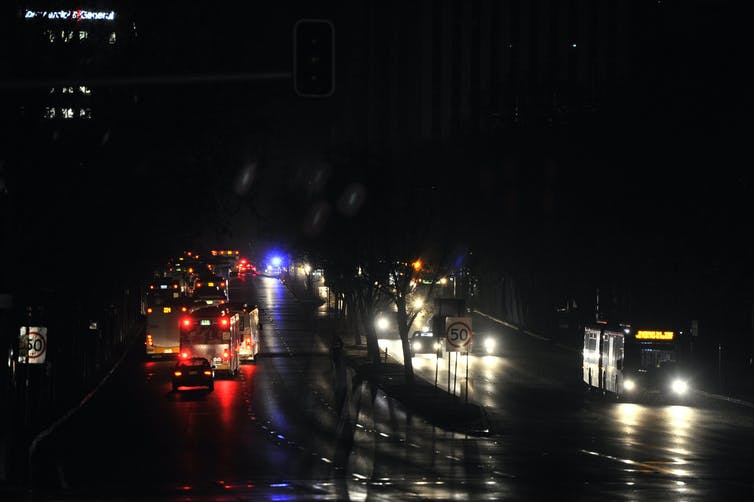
179,305,239,376
226,301,262,362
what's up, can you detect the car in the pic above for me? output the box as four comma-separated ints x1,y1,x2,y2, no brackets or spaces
172,356,214,392
410,330,444,357
237,258,257,277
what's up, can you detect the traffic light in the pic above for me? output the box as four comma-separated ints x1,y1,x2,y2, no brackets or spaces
293,19,334,97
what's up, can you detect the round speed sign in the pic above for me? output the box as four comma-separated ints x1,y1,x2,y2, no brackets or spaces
19,326,48,363
445,317,472,350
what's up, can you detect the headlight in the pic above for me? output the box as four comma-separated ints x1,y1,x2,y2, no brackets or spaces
376,317,389,331
483,337,496,353
623,379,636,391
413,341,422,351
671,379,689,395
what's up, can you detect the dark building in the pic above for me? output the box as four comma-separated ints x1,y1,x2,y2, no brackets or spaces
1,1,140,291
13,1,138,125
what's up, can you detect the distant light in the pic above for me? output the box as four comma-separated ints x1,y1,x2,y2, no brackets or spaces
571,43,577,48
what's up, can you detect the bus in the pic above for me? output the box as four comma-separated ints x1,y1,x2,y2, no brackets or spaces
142,277,183,315
582,322,692,401
145,296,199,358
226,301,261,362
207,249,240,280
179,305,239,376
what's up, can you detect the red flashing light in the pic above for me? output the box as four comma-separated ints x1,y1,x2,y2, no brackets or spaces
181,317,191,328
222,350,230,360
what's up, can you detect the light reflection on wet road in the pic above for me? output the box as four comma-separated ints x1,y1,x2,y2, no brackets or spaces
379,325,754,499
26,275,754,500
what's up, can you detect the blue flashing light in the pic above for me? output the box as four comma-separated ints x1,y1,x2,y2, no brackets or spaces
271,256,282,267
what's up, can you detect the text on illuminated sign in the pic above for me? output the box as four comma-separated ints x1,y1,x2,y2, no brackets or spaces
635,330,674,340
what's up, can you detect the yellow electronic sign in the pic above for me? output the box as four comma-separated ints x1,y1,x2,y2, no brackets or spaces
635,330,674,340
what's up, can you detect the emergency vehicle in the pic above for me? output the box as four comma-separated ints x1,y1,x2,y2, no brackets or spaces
226,301,262,362
178,305,239,376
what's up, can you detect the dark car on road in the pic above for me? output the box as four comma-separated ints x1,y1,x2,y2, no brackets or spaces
410,330,443,357
172,356,214,392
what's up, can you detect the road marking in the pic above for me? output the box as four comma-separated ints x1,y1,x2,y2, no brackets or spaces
693,389,754,408
579,449,683,476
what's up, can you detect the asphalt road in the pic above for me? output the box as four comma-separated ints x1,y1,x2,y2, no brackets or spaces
18,274,754,500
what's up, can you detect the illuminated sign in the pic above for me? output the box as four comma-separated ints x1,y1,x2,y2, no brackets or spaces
635,330,674,341
25,10,115,21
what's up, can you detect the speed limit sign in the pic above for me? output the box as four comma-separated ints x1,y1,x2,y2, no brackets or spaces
18,326,48,364
445,317,472,352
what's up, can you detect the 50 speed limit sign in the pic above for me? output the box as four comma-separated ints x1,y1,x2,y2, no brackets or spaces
19,326,48,364
445,317,472,352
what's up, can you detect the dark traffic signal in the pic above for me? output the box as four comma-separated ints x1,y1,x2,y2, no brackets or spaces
293,19,334,97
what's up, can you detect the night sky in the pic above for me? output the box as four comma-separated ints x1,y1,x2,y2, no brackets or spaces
1,1,752,339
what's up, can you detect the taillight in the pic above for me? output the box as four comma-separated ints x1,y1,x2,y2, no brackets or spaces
222,350,230,360
181,352,189,359
219,317,229,327
203,370,212,376
181,317,191,328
